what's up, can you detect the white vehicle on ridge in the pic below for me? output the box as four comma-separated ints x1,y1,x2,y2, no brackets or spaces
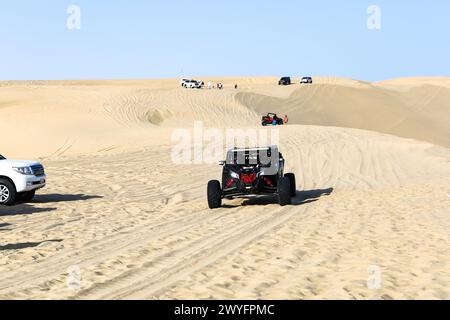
0,154,46,205
180,79,202,89
180,78,190,86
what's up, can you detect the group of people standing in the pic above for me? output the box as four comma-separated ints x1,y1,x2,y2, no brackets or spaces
204,82,239,90
206,81,225,90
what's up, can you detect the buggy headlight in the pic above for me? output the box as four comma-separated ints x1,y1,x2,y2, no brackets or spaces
230,171,240,179
13,166,33,175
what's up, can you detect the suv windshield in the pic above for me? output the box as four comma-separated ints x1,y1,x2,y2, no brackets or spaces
0,155,5,160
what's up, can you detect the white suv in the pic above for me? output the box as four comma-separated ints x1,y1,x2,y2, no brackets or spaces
180,78,190,87
300,77,313,84
0,154,46,205
181,79,202,89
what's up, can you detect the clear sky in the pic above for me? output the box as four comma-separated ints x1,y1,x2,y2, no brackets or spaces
1,0,449,81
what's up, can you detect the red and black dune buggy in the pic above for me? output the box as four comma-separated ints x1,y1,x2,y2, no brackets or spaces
261,113,284,126
207,146,297,209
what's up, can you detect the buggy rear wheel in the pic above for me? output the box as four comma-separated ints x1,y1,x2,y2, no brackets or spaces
207,180,222,209
285,173,297,197
278,177,292,206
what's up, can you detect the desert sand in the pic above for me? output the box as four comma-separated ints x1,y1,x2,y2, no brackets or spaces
0,77,449,299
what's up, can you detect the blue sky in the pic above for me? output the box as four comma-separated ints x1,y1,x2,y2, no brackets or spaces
1,0,449,81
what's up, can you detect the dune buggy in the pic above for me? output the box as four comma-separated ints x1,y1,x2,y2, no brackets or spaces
262,113,284,126
207,146,296,209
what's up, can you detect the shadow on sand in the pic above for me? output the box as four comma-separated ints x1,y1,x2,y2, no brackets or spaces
0,223,12,231
294,188,334,205
0,204,57,217
0,239,63,251
33,194,103,204
223,188,334,208
0,193,103,217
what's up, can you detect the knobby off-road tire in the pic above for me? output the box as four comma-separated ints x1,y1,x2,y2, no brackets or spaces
278,177,292,206
285,173,297,197
207,180,222,209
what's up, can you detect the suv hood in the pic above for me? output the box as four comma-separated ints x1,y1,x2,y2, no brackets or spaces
0,159,41,167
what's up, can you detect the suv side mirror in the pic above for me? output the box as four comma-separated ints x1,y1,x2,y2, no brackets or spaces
219,161,226,166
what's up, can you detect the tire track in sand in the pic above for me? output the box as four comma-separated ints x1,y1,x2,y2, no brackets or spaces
80,204,305,299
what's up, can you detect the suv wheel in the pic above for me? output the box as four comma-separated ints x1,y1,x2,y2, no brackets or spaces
0,178,17,206
278,177,292,206
285,173,297,197
207,180,222,209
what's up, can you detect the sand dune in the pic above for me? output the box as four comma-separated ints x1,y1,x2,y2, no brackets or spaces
376,77,450,90
1,76,449,158
0,77,449,300
237,77,450,148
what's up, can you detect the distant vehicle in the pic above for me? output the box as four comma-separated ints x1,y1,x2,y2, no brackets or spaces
0,154,46,205
300,77,313,84
180,78,190,87
278,77,292,86
262,113,284,126
181,79,202,89
207,146,296,208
